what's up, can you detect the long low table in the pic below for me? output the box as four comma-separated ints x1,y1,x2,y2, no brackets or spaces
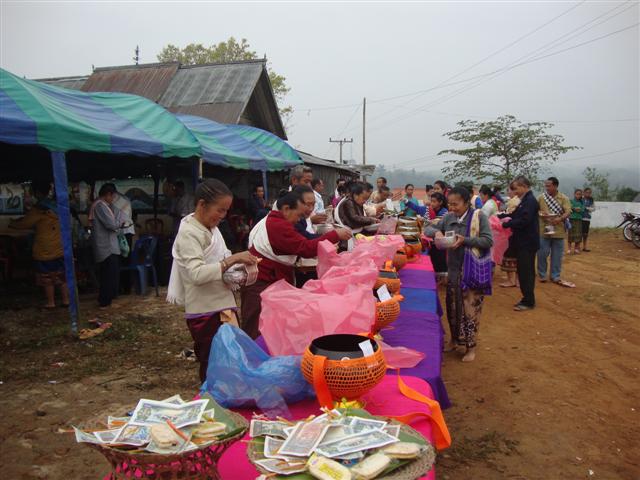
219,375,438,480
382,255,451,409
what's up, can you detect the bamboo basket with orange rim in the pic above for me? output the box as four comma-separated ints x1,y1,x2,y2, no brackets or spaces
373,294,404,332
301,334,387,407
374,261,401,294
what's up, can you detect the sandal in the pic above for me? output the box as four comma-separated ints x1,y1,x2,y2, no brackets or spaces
554,279,575,288
500,282,517,288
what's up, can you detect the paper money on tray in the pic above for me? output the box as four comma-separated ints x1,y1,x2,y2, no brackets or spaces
128,399,208,428
255,458,307,475
73,426,102,444
278,421,330,457
249,419,290,438
315,429,398,458
113,424,150,446
94,428,123,444
349,417,387,434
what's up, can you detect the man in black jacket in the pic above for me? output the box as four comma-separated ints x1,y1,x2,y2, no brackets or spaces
500,176,540,311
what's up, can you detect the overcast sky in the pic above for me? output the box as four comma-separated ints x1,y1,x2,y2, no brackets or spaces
1,1,638,175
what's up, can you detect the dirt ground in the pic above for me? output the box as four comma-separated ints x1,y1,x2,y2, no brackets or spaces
0,229,638,480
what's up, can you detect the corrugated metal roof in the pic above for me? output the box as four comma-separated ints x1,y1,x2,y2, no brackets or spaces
165,103,245,125
36,75,88,90
297,150,361,174
81,63,180,102
159,60,264,109
36,59,286,139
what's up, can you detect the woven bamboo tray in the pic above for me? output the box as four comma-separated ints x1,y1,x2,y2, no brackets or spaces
83,410,248,480
246,417,436,480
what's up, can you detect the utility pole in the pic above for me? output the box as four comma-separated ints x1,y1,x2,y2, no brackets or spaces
362,97,366,165
329,137,353,164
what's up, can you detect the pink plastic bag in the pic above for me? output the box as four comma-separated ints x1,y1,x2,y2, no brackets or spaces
378,340,425,369
489,216,512,265
259,279,376,356
317,235,405,278
304,261,378,294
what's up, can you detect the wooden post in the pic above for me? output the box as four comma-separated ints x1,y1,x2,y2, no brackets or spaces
51,152,79,335
362,97,366,165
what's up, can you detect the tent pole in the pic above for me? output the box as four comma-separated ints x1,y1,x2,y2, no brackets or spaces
261,170,268,202
51,152,79,335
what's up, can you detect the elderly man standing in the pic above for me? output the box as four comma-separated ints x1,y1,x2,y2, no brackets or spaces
537,176,574,288
370,177,388,204
283,165,326,227
311,178,325,214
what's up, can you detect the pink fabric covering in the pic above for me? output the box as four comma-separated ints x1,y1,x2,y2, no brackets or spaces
317,235,405,277
259,278,375,356
489,216,512,265
403,253,434,271
218,374,437,479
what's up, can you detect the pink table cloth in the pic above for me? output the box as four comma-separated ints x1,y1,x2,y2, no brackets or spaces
218,374,437,479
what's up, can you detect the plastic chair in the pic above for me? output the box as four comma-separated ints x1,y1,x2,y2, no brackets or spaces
120,235,159,296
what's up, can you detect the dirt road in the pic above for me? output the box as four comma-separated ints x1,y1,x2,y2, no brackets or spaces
0,229,638,479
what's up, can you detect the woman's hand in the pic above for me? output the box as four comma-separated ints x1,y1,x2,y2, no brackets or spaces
335,228,353,240
434,231,444,240
452,234,466,249
228,251,260,266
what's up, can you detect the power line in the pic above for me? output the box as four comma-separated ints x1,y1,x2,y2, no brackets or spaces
559,145,639,162
295,1,586,113
322,104,360,157
357,1,588,128
356,1,636,135
361,13,639,135
372,101,639,124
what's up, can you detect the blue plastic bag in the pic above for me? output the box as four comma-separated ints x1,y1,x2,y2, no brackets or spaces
202,324,314,418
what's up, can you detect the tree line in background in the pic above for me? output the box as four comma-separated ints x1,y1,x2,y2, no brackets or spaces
373,115,638,201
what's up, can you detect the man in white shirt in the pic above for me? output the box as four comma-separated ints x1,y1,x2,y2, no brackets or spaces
311,178,325,214
111,189,135,294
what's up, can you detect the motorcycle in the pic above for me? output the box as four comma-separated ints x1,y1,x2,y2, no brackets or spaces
616,212,640,243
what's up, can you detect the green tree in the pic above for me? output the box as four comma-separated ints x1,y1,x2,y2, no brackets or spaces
583,167,615,200
157,38,292,124
615,186,639,202
439,115,579,186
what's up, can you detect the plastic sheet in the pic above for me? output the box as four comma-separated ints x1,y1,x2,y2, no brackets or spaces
317,235,405,278
203,324,313,417
378,340,425,369
259,279,376,356
304,260,378,294
489,216,512,265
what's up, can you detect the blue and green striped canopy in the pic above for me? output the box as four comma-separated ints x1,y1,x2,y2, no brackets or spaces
0,68,301,171
0,68,201,158
176,114,301,172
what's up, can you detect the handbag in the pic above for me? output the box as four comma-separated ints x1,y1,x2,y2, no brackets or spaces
118,233,130,258
461,210,493,293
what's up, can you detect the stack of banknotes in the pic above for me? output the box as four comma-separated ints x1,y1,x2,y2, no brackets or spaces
73,394,228,454
250,409,426,480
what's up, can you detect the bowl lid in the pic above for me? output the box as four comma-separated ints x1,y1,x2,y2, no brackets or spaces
309,334,379,360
